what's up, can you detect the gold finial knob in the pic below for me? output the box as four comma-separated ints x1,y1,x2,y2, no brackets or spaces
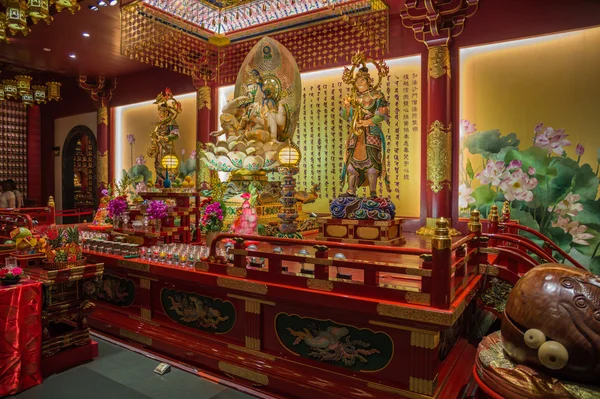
489,204,499,223
433,217,452,250
47,196,55,208
468,209,482,233
502,201,510,215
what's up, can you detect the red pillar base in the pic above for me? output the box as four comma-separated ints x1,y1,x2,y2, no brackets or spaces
41,341,99,377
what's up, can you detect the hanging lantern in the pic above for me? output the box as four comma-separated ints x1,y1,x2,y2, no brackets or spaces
5,0,30,36
0,13,9,44
32,84,47,104
53,0,81,14
21,91,34,107
2,79,18,99
15,75,32,95
46,81,62,101
28,0,53,25
277,140,301,167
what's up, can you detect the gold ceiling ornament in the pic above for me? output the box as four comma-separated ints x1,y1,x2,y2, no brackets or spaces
53,0,80,14
32,84,46,104
28,0,53,25
0,13,9,43
46,81,62,101
428,46,450,79
15,75,32,95
21,90,34,106
2,79,18,99
5,0,30,36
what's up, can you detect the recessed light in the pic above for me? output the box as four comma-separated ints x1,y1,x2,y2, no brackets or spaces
43,48,51,52
98,1,107,6
109,0,118,5
83,32,90,37
89,5,98,10
69,54,76,59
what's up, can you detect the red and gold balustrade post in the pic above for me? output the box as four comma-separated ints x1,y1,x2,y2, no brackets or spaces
78,76,117,199
400,0,479,235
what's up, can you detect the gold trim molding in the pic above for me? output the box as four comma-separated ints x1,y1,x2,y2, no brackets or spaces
218,362,269,386
195,261,209,272
217,277,268,295
245,300,261,315
410,331,440,349
405,292,431,306
119,328,152,346
410,376,438,396
226,267,247,278
97,150,109,186
197,86,212,110
140,308,152,320
306,279,333,292
428,46,450,79
227,344,276,361
228,294,275,306
478,264,499,276
97,106,108,125
118,260,150,273
140,278,151,290
245,336,261,351
426,121,451,194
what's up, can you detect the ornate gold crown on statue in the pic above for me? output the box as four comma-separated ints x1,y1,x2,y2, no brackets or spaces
342,51,389,90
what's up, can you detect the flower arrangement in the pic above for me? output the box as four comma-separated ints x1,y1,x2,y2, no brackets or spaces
108,196,128,219
200,197,225,233
0,267,23,284
460,121,600,274
147,200,168,220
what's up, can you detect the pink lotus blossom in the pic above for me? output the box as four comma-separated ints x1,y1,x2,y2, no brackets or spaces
190,150,197,158
507,160,523,171
500,169,538,202
476,161,510,187
458,184,476,209
135,182,147,194
576,143,585,156
551,215,572,233
551,192,584,217
127,134,136,145
534,123,544,134
528,166,536,175
136,155,146,165
568,222,594,245
534,126,571,155
460,119,477,136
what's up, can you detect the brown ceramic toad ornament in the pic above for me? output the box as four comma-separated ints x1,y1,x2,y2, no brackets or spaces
501,263,600,383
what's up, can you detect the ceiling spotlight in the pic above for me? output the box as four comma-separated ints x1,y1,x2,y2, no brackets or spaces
98,1,107,6
89,5,98,10
82,32,90,37
109,0,118,5
43,48,51,52
69,54,76,59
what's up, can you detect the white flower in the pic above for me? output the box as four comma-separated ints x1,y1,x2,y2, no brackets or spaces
568,222,594,245
552,192,584,217
499,170,538,202
459,184,476,209
476,161,510,187
551,216,572,233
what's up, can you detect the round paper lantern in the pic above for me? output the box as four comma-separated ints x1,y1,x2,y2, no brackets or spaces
161,154,179,170
277,141,301,166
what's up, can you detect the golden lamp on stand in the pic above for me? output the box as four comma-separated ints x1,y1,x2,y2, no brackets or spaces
161,154,179,189
276,140,302,239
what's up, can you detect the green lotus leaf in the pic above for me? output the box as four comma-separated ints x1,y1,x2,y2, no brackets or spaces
472,186,497,209
575,200,600,232
571,163,599,202
463,130,520,159
466,159,474,181
510,208,540,242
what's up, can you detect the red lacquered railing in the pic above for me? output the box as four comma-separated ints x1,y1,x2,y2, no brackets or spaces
482,233,556,264
502,223,585,269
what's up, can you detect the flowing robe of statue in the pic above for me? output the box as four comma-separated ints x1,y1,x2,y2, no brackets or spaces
340,88,390,198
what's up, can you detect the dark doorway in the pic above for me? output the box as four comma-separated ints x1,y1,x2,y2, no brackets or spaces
62,126,97,224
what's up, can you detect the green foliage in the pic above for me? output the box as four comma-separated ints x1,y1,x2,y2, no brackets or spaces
463,129,520,159
124,165,153,185
466,159,475,181
472,186,497,209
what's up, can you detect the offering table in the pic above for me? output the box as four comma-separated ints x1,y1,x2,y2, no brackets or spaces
85,221,483,399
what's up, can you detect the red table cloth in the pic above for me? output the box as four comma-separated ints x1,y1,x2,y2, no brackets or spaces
0,279,43,396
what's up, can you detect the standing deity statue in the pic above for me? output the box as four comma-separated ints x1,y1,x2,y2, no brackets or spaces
340,52,391,198
147,88,182,180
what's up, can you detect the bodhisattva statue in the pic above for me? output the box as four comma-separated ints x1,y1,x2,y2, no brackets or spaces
147,88,182,180
340,52,391,198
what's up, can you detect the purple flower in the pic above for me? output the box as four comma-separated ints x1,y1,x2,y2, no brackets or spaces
127,134,136,145
108,197,128,218
576,143,585,156
147,200,168,220
136,155,146,165
101,189,109,197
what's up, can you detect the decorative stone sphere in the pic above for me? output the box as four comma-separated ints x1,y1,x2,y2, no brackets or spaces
501,263,600,384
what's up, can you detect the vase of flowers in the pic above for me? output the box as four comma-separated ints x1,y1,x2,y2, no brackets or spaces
200,198,225,247
108,196,128,229
0,267,23,285
147,200,168,232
